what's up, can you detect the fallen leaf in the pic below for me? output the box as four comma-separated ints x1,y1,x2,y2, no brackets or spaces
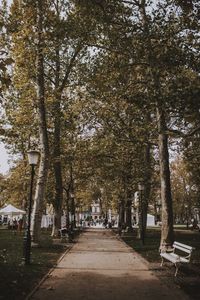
46,286,55,290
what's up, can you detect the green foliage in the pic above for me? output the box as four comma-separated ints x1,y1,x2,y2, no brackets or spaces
0,161,29,209
0,0,12,98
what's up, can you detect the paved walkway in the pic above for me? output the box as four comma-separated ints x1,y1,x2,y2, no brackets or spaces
30,229,190,300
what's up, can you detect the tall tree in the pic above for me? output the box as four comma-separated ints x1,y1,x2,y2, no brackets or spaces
0,0,11,100
43,0,89,235
30,0,49,243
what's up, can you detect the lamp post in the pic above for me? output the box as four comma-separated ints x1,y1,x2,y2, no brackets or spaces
184,204,189,229
70,193,75,230
156,199,162,224
23,150,40,265
138,183,145,245
134,193,139,226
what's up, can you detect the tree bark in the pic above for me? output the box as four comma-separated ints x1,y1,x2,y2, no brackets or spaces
51,6,64,236
125,196,132,230
142,142,152,240
118,197,125,231
52,93,63,236
31,0,49,243
157,105,174,249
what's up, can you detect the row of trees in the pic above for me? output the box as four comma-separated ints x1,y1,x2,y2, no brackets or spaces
0,0,199,248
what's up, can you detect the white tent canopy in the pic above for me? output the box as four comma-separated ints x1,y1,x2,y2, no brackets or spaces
147,214,155,226
0,204,26,216
41,214,53,228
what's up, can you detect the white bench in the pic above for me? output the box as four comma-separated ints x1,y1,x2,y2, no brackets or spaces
160,241,195,276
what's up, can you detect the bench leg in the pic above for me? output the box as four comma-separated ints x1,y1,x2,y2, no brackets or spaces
174,263,179,277
160,257,164,267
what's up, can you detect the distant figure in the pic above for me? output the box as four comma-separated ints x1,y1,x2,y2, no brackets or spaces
8,219,12,230
18,218,23,232
13,218,18,230
192,218,198,230
103,218,108,228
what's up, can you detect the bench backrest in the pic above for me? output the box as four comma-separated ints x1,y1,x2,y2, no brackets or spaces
173,241,194,260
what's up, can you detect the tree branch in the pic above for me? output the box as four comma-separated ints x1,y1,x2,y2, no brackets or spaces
59,43,84,93
166,125,200,138
87,43,122,53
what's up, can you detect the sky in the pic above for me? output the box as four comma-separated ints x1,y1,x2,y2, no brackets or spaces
0,143,10,175
0,1,12,175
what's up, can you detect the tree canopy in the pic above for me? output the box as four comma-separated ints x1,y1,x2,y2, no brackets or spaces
0,0,199,246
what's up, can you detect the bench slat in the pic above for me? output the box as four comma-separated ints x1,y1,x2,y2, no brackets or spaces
173,244,192,254
161,252,190,263
173,241,193,251
161,252,180,263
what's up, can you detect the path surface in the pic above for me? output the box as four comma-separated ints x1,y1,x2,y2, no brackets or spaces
30,229,190,300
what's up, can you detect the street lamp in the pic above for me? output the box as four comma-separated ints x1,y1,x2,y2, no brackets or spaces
23,150,40,265
138,183,144,192
138,183,145,244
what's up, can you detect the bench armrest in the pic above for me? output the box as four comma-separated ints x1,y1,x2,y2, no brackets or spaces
160,248,174,254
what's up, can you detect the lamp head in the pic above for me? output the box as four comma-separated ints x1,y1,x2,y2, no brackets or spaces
27,150,40,166
138,183,144,191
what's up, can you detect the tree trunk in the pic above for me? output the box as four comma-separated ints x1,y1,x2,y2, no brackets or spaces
71,196,76,230
51,18,64,235
63,185,70,230
157,105,174,249
125,198,132,230
31,0,49,244
52,95,63,236
137,189,143,241
118,197,125,230
65,189,70,230
142,142,152,240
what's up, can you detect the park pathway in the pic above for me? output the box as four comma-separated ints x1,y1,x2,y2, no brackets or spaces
29,229,190,300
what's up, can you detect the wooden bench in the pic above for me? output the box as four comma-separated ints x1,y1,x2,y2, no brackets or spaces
59,228,69,242
160,241,195,276
121,226,129,234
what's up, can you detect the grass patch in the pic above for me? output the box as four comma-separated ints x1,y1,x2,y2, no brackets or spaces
0,227,66,300
122,228,161,262
122,227,200,262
